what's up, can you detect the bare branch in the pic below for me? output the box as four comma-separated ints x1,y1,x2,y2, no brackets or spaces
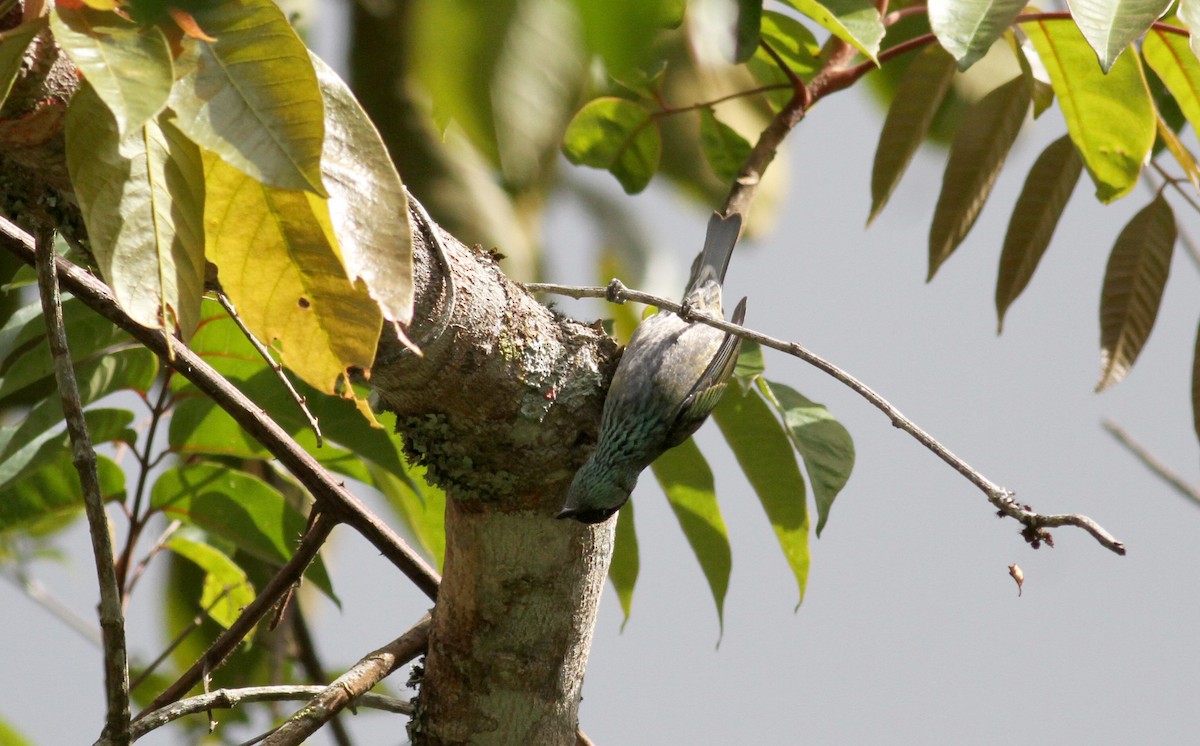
527,280,1127,556
263,613,432,745
34,228,132,744
1103,419,1200,508
125,685,412,742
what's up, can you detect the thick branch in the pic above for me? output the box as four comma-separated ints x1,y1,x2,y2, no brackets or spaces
35,229,131,745
527,280,1127,556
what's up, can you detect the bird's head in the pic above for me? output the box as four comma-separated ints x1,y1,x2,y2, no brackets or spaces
556,458,633,524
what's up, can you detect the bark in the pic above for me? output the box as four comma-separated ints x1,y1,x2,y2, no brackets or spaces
370,212,619,745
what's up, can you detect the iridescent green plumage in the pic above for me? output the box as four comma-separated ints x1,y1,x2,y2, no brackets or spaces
558,212,746,523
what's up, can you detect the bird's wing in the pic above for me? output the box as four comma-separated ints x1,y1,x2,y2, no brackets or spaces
664,296,748,448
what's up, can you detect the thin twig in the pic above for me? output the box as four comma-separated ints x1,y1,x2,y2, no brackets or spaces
216,290,323,447
526,279,1127,555
117,376,174,606
141,511,336,717
124,519,182,599
1102,419,1200,508
35,227,132,744
0,217,440,599
262,613,432,745
129,583,239,692
125,685,412,742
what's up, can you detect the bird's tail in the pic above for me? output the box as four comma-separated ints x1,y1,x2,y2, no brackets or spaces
685,212,742,296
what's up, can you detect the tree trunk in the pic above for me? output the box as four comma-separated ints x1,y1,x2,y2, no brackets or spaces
368,189,620,742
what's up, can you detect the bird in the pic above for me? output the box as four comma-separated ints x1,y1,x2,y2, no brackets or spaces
558,211,748,524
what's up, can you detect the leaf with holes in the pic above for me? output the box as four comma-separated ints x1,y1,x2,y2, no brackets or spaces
1096,194,1175,392
202,152,381,397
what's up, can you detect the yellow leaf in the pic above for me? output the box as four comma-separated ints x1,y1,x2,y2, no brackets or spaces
203,152,381,397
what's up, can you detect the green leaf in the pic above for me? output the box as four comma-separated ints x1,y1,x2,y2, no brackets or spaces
757,380,854,538
168,0,326,194
781,0,884,62
928,75,1031,280
202,152,382,397
698,108,752,184
1022,18,1156,202
732,339,765,392
411,0,515,164
309,53,414,325
609,496,639,629
1142,22,1200,145
150,463,337,600
928,0,1026,69
166,535,256,631
65,86,207,338
735,0,764,62
572,0,683,73
650,438,730,632
995,135,1083,332
0,454,125,533
0,350,154,470
0,715,33,746
50,7,173,137
0,298,139,403
562,97,661,194
713,386,810,607
869,45,958,224
0,19,44,112
1096,194,1175,392
748,11,822,109
1067,0,1172,72
0,409,135,496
